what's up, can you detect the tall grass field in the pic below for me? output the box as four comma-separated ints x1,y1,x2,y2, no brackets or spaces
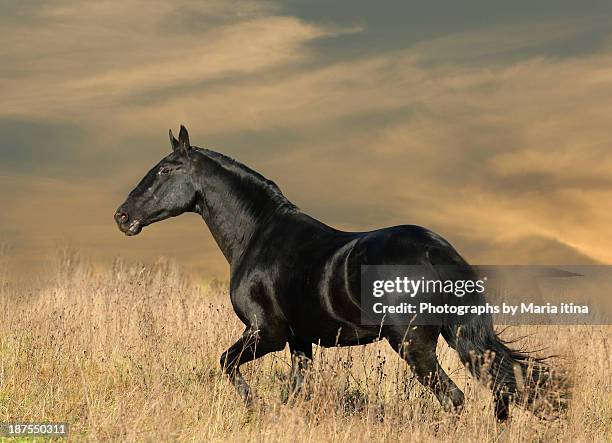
0,251,610,442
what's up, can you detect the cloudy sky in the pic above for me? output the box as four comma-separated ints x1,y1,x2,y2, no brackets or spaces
2,0,612,278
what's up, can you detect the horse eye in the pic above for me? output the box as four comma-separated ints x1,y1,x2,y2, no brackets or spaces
159,167,171,175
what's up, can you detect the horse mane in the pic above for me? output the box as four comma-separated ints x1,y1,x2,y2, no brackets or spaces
194,147,299,213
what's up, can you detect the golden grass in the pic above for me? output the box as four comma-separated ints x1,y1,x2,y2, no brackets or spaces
0,250,610,442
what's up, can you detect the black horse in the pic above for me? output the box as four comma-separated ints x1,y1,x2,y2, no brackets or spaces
115,126,564,421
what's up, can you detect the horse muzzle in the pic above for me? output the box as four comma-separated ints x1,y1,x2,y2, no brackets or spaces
114,210,143,236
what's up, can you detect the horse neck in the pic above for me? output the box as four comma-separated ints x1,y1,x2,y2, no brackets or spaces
191,149,294,265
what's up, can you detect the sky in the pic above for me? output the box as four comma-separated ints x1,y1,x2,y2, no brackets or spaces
2,0,612,278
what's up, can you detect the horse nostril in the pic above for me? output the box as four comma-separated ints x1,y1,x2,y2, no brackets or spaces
116,211,128,223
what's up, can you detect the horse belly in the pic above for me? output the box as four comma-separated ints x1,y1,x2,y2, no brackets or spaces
283,277,377,346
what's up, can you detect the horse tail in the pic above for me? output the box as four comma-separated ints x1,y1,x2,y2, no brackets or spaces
442,315,570,419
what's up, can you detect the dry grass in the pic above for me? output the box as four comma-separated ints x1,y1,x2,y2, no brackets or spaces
0,250,610,442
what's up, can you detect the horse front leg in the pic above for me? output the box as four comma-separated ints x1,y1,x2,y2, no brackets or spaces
220,328,285,407
288,340,312,399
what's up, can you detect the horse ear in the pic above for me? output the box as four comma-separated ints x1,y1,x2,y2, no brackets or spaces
169,129,180,152
178,124,191,155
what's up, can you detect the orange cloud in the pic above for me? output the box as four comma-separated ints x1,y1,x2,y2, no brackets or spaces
2,1,612,277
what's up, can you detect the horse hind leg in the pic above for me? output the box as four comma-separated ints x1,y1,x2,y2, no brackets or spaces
494,392,511,421
388,332,465,414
